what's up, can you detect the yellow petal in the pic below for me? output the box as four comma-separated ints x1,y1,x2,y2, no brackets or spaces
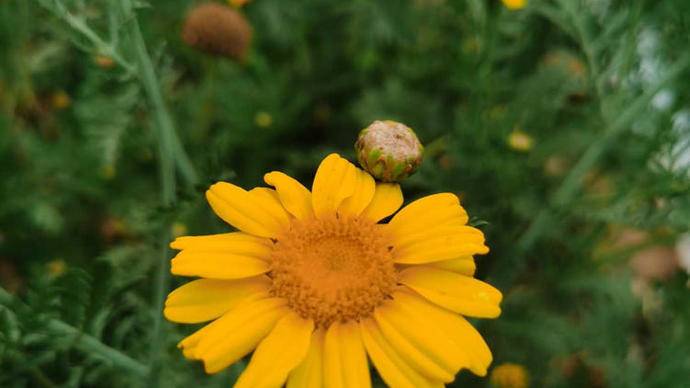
248,187,292,220
171,250,270,279
265,171,314,220
360,319,444,388
373,300,462,382
180,297,289,374
170,232,271,254
311,154,358,219
164,277,270,323
390,222,488,265
389,193,468,236
360,183,403,222
287,330,325,388
338,168,375,216
206,182,289,238
393,291,493,376
235,312,314,388
399,267,502,318
323,321,371,388
427,256,476,276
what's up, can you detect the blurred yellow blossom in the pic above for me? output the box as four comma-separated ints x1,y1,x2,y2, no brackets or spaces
502,0,526,10
94,54,115,69
51,91,71,110
508,128,533,152
254,111,273,128
491,363,529,388
47,259,66,278
171,222,188,238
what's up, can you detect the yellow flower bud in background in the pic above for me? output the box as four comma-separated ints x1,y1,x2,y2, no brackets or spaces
171,222,188,238
507,128,533,152
47,259,67,278
491,362,530,388
51,91,71,110
502,0,527,10
94,55,115,69
254,111,273,128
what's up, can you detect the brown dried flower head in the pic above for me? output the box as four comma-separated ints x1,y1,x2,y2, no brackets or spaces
182,2,252,61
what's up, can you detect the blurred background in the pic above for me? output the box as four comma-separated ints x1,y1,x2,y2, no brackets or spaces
1,0,690,387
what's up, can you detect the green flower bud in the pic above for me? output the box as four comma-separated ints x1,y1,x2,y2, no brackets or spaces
355,120,424,183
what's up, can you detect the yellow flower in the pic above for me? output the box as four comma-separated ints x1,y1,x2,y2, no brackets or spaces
501,0,527,10
490,363,529,388
51,91,71,110
171,222,188,238
254,111,273,128
47,259,66,278
507,129,534,152
165,153,502,387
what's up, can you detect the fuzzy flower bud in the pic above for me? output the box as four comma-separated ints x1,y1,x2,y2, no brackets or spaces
182,3,252,61
355,120,423,182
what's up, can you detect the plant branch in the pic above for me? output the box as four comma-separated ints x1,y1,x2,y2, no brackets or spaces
0,287,148,378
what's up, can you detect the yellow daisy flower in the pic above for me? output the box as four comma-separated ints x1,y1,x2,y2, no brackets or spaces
501,0,527,10
165,153,502,387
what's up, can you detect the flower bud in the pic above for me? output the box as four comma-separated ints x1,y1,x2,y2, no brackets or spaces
182,3,252,61
355,120,423,182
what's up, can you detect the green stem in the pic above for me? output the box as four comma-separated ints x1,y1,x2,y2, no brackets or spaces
0,287,148,377
117,1,186,385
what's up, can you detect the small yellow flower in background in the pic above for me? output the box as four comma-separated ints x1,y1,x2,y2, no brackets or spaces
94,54,115,69
254,111,273,128
51,91,71,110
171,222,188,238
490,363,529,388
502,0,527,10
508,128,534,152
165,153,502,387
101,164,116,180
47,259,66,278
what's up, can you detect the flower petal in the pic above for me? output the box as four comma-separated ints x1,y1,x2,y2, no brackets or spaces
311,154,358,219
170,232,271,254
164,277,270,323
388,193,468,236
427,256,476,276
373,299,464,382
360,319,444,388
287,330,325,388
179,297,289,374
323,321,371,388
360,183,403,222
265,171,314,220
393,291,493,376
338,168,376,216
392,225,489,264
399,267,502,318
171,250,270,279
249,187,292,219
206,182,289,238
235,312,314,388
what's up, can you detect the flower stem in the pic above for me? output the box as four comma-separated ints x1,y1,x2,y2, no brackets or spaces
116,0,192,385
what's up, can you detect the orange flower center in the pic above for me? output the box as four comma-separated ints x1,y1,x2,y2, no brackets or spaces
269,215,396,327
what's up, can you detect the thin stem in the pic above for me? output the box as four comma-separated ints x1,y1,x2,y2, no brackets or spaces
0,287,148,377
116,1,178,386
38,0,135,73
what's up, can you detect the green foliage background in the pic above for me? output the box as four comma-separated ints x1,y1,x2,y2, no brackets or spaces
1,0,690,387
